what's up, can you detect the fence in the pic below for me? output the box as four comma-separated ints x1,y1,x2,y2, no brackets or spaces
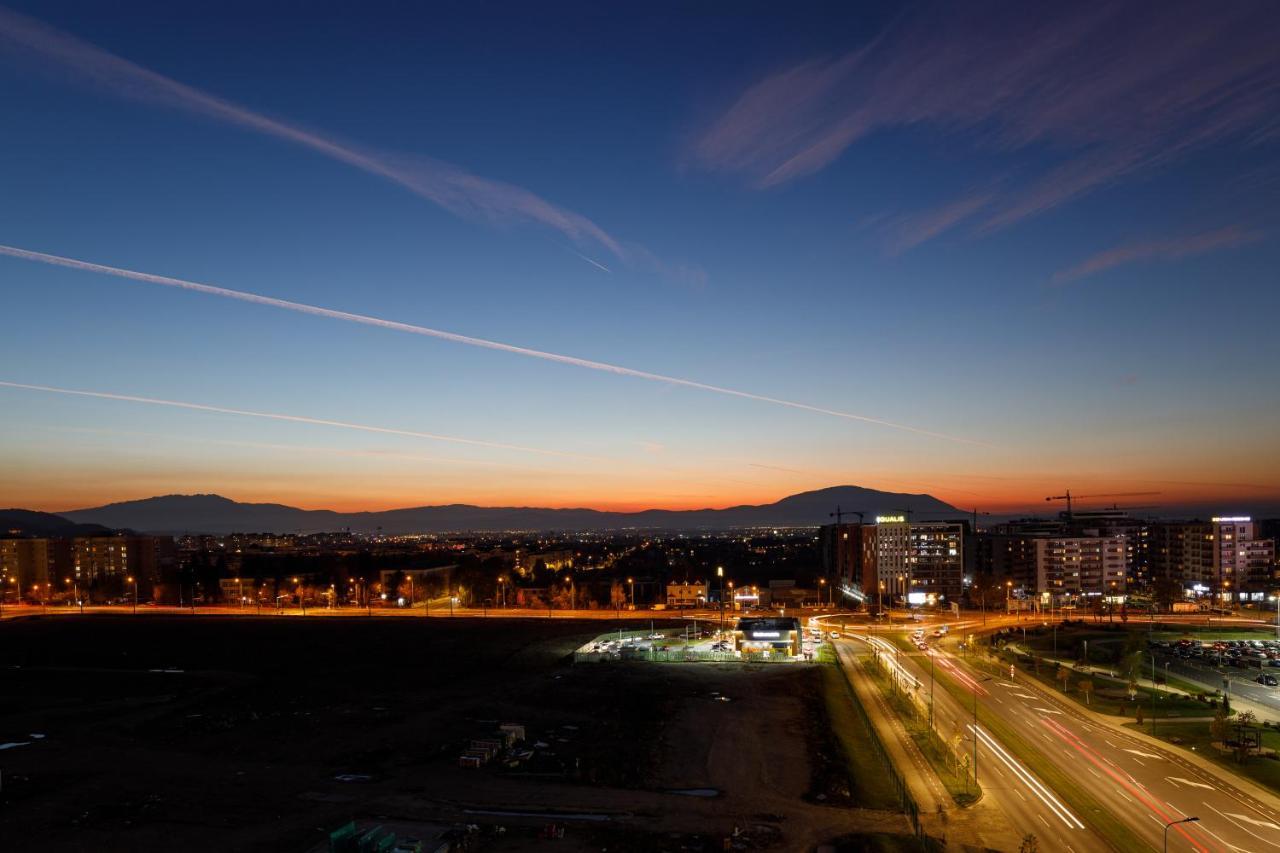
834,653,927,846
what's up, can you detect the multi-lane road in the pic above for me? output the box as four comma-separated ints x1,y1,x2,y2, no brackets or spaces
853,630,1280,852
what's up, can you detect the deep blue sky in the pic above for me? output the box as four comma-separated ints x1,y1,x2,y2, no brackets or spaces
1,1,1277,513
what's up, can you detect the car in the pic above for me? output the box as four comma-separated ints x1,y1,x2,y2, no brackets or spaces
1257,674,1278,686
828,631,841,640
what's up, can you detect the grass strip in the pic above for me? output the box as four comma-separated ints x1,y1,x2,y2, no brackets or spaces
820,661,907,810
863,657,979,807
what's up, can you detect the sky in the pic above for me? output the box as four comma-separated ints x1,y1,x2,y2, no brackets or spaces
1,0,1278,516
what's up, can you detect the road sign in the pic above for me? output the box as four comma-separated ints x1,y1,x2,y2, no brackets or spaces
1009,664,1015,679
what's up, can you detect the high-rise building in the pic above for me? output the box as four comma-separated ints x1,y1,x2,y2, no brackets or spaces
908,521,965,602
1149,517,1275,601
822,516,965,606
72,535,175,600
1,538,72,597
1034,535,1128,605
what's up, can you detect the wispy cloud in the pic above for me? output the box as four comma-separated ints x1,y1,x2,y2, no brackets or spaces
0,243,985,445
693,2,1280,244
0,6,626,262
1050,225,1263,285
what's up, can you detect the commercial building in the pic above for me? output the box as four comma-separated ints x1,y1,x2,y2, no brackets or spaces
908,521,965,603
666,582,708,608
821,516,965,607
733,617,801,656
819,522,876,603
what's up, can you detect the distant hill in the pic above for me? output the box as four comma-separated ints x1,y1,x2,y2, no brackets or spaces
58,486,962,535
0,508,113,538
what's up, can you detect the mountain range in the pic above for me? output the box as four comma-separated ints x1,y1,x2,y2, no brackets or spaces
49,486,961,535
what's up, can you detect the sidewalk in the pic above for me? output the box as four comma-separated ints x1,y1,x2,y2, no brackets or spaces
833,640,1023,851
1007,641,1279,725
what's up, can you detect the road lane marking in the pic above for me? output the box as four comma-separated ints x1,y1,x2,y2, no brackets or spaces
1207,803,1280,850
1123,748,1163,760
1040,718,1206,851
1035,707,1064,715
1169,777,1215,790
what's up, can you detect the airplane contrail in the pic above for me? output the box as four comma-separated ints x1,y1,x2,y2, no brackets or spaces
0,244,986,445
0,380,599,460
0,6,625,262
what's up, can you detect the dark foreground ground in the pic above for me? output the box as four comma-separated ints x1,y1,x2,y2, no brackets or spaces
0,616,913,852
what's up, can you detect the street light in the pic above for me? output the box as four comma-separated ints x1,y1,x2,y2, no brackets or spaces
717,567,725,637
627,577,634,608
1163,816,1199,852
127,575,137,614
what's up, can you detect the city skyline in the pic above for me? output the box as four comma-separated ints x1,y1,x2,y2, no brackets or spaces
2,2,1279,514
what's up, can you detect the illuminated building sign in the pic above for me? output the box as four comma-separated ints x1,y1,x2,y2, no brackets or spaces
907,592,927,605
1212,516,1251,523
876,515,906,524
750,631,781,639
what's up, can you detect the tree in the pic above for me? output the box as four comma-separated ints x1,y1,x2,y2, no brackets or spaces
1211,707,1230,743
1136,706,1144,725
1019,834,1039,853
1127,677,1139,702
1057,665,1071,693
1151,578,1183,614
610,580,626,609
1078,679,1094,705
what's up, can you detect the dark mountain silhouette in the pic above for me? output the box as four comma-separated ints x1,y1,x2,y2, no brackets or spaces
58,486,960,535
0,509,113,538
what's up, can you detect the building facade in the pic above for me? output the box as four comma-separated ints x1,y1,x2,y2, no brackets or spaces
1034,535,1128,604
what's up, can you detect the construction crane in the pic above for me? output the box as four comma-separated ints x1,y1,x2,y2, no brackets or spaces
1044,490,1161,522
829,506,866,524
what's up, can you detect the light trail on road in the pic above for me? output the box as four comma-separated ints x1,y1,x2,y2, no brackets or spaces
968,723,1085,830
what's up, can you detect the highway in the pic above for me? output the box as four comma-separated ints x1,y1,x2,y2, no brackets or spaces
848,634,1104,853
876,631,1280,853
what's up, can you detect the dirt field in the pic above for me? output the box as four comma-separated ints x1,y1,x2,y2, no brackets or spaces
0,615,910,852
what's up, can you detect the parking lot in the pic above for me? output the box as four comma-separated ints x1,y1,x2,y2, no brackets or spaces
1150,635,1280,715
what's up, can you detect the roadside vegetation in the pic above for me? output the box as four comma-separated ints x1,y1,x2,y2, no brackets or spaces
1128,713,1280,797
984,623,1227,719
819,664,906,810
861,652,979,807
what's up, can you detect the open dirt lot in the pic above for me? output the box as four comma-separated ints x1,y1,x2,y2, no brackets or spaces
0,616,909,852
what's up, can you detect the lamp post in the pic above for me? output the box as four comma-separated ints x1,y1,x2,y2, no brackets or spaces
627,577,634,608
408,575,415,612
1149,650,1159,735
498,575,507,608
293,577,304,616
127,575,137,614
1164,816,1199,853
717,567,725,637
818,576,827,608
1272,594,1279,641
971,674,993,791
449,594,457,617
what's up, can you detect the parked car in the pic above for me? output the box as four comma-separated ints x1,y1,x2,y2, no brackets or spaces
1257,674,1278,686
